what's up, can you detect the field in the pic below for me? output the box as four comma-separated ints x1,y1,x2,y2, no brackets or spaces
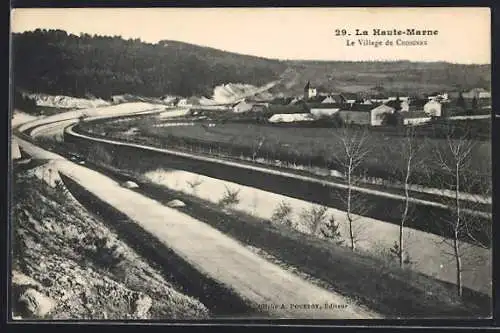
79,116,492,194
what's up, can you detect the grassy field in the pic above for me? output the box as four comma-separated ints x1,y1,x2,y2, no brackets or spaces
80,116,491,194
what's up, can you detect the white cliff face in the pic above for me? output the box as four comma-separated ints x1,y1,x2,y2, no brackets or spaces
26,93,111,109
211,80,280,104
212,83,259,104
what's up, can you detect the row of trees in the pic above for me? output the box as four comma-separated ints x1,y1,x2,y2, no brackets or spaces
267,125,489,297
333,125,490,297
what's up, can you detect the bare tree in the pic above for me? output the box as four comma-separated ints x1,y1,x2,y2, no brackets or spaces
333,126,371,251
431,128,491,297
391,126,426,267
251,136,266,162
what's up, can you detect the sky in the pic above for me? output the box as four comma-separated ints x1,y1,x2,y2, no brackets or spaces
11,7,491,64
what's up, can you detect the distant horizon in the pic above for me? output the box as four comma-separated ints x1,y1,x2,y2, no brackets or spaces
12,29,492,66
11,8,491,64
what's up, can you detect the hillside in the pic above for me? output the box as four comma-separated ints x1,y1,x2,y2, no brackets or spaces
276,61,491,97
12,165,209,319
12,29,491,100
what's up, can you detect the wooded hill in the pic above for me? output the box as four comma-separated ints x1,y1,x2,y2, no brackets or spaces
11,29,491,100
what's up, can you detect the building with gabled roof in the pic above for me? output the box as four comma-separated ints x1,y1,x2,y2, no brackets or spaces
338,103,395,126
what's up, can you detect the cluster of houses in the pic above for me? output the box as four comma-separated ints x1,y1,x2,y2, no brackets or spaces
171,81,491,127
233,82,491,126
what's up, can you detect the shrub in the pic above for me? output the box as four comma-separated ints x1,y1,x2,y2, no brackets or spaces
217,186,240,209
320,216,344,245
270,201,294,227
381,241,413,266
299,205,329,236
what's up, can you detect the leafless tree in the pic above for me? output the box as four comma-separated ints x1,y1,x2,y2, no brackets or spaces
390,126,426,267
251,136,266,162
333,126,371,251
431,128,491,297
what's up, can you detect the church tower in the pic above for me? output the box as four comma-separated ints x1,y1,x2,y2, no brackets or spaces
304,81,317,100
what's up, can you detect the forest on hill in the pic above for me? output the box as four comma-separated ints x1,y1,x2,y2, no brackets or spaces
11,29,491,100
12,29,286,99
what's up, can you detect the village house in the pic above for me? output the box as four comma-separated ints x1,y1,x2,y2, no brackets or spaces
338,103,395,126
423,99,442,117
321,94,346,104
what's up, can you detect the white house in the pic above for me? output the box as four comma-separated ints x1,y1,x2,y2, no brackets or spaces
370,104,396,126
423,100,442,117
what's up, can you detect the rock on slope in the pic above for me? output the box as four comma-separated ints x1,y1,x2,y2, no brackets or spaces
11,167,209,320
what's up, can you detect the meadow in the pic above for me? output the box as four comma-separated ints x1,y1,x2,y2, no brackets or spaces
79,116,491,194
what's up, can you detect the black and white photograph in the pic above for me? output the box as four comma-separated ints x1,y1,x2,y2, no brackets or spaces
9,7,492,320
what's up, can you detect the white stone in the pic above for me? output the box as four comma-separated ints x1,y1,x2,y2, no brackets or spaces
121,181,139,189
166,199,186,208
18,288,56,318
